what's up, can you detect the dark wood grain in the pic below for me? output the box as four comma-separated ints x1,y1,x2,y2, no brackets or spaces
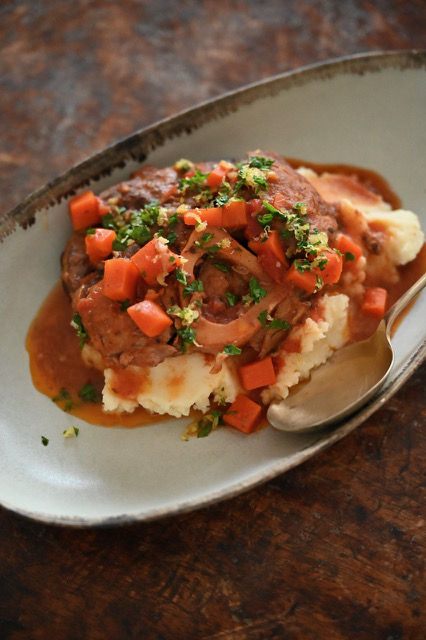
1,1,425,639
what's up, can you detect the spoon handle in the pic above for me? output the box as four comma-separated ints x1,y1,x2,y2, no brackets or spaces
385,271,426,335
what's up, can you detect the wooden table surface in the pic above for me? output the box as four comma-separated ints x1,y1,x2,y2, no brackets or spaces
1,2,425,638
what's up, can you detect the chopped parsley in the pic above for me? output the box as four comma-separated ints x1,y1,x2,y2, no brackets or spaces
166,212,179,244
175,268,188,285
246,156,275,171
181,410,224,439
249,277,267,304
120,298,131,312
52,387,73,412
71,312,87,350
178,169,210,195
177,326,198,352
183,279,204,299
226,291,237,307
197,411,224,438
258,309,290,331
194,235,221,254
223,344,242,356
214,262,228,273
345,251,355,262
257,212,274,227
234,156,274,195
78,383,98,402
293,258,312,274
263,200,311,252
214,188,232,207
101,201,164,251
41,436,49,446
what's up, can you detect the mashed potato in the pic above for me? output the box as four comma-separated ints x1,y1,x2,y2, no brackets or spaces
103,353,240,418
262,293,349,404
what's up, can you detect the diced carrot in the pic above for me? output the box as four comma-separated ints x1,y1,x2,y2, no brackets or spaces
261,230,288,264
223,394,262,434
253,230,288,283
258,249,287,284
127,299,173,337
336,234,363,262
205,161,230,188
286,249,343,293
85,228,116,264
361,287,388,319
222,199,247,228
69,190,102,230
286,263,319,293
239,355,277,390
103,258,140,301
130,238,181,287
184,207,223,227
318,249,343,284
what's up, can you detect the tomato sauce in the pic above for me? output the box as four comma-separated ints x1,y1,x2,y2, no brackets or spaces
26,162,425,429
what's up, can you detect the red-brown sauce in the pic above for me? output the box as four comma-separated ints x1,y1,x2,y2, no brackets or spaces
26,163,425,429
286,159,402,210
26,282,168,428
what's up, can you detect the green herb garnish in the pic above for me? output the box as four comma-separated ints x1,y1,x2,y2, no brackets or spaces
72,312,88,350
78,383,98,403
177,326,198,352
183,279,204,298
223,344,242,356
178,169,210,194
196,411,224,438
258,309,290,331
226,291,237,307
249,277,267,304
52,387,73,412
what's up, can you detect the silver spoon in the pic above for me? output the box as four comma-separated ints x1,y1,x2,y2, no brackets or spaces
267,271,426,433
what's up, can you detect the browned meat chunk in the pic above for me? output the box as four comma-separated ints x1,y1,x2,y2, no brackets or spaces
76,282,176,368
99,166,180,209
61,233,95,296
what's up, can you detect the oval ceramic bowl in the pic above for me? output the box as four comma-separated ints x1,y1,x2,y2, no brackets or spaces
1,51,425,526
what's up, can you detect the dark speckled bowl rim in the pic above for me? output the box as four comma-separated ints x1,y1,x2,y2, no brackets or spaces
1,50,425,527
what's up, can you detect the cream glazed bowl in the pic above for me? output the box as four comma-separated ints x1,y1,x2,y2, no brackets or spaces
0,51,425,526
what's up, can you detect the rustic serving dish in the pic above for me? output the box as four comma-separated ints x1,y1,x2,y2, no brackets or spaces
1,51,425,526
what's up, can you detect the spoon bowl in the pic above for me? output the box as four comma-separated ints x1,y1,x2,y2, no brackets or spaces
267,271,426,434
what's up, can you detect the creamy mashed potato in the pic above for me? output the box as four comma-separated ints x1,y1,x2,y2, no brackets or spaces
262,294,349,404
103,352,240,418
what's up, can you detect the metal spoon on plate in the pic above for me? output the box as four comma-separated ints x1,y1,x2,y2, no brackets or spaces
267,271,426,434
